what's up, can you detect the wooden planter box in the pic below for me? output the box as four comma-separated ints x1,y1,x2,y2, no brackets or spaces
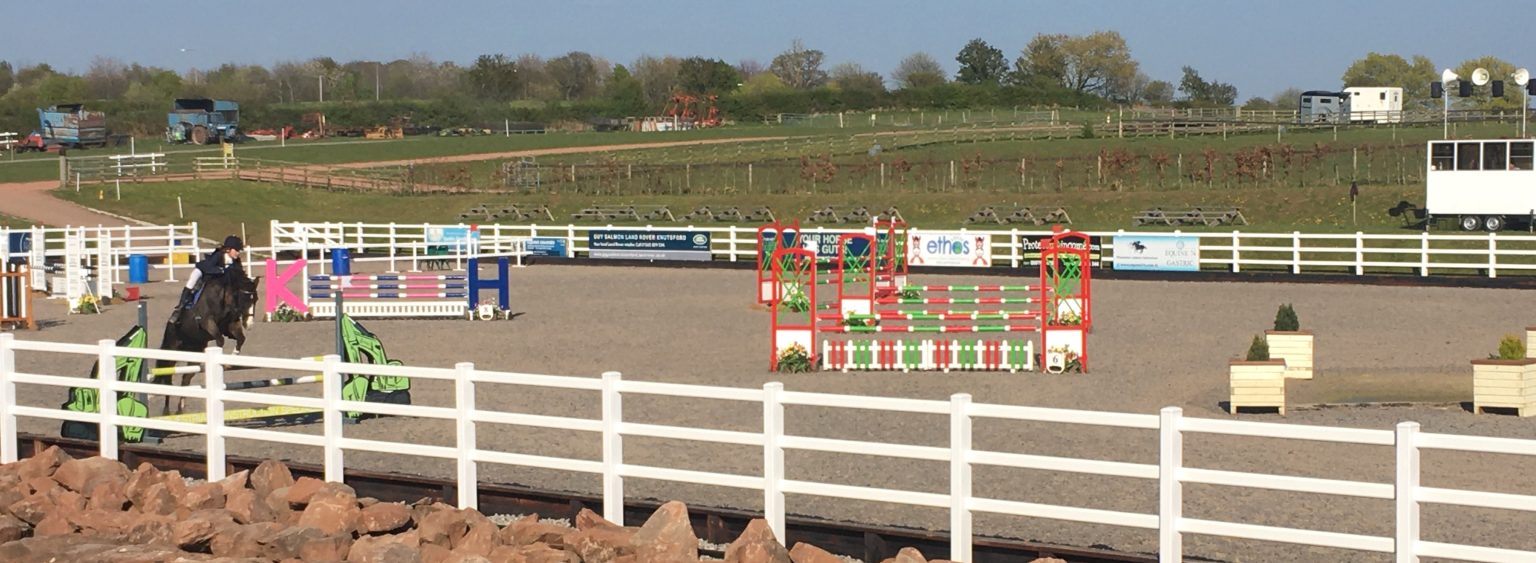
1229,360,1287,415
1472,358,1536,417
1265,331,1313,380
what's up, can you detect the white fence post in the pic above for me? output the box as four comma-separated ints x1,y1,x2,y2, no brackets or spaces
96,339,119,461
1487,232,1497,278
1159,407,1183,561
950,394,973,563
1419,232,1430,277
204,346,227,482
1355,232,1365,276
1395,422,1421,562
1291,231,1302,274
0,334,16,464
322,354,344,482
456,362,478,510
762,382,785,542
1231,231,1241,273
601,371,624,526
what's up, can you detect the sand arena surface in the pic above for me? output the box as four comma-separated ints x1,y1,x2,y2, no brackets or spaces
6,263,1535,562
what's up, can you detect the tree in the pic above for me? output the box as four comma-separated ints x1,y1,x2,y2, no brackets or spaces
0,61,12,95
632,55,681,107
736,59,765,79
677,57,740,94
83,57,130,100
829,62,885,93
738,72,790,96
604,64,648,116
1143,80,1174,104
1059,31,1138,97
1270,87,1303,109
466,54,521,101
546,51,602,100
1179,66,1237,105
1340,52,1436,100
1454,55,1521,109
892,52,945,89
1010,34,1068,88
954,38,1008,85
769,39,827,90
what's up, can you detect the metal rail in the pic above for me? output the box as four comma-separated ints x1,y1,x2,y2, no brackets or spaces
15,432,1161,563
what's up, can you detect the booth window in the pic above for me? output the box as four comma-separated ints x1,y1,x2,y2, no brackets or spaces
1457,142,1482,170
1430,143,1455,170
1511,142,1534,170
1483,142,1508,171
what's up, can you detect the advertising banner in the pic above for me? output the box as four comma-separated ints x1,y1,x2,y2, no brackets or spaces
589,230,712,261
1112,235,1200,271
1019,234,1102,266
526,237,568,257
907,230,991,267
426,227,479,252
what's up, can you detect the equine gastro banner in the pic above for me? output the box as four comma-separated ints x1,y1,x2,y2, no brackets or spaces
1112,235,1200,271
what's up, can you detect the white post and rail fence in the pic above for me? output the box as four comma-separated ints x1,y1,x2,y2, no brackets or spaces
1,334,1533,562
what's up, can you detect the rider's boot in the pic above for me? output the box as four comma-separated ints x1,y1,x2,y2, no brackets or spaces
168,288,195,324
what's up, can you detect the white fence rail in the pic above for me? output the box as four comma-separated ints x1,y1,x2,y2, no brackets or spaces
2,333,1533,562
0,224,200,306
271,221,1536,278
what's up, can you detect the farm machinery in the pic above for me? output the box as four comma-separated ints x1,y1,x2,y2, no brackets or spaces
165,98,241,145
14,104,110,152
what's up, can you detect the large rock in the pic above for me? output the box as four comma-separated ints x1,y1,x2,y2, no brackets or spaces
224,487,259,524
263,487,296,524
66,508,140,536
172,509,240,551
11,446,71,481
284,477,327,506
250,460,296,501
297,485,362,536
51,456,128,493
787,543,844,563
182,481,227,512
348,534,425,563
300,533,355,562
419,543,453,563
576,507,617,531
0,535,207,563
124,514,175,546
454,520,499,557
510,543,579,563
136,482,178,516
210,522,284,558
360,502,411,534
33,513,78,536
7,491,55,525
262,525,326,560
217,469,251,496
417,508,474,548
85,477,128,511
883,546,927,563
629,501,697,563
725,519,790,563
498,514,571,548
0,513,29,543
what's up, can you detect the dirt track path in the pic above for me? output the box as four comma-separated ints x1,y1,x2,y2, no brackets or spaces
0,136,791,226
0,180,135,227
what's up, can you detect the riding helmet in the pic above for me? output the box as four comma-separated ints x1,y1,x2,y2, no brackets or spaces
223,235,245,250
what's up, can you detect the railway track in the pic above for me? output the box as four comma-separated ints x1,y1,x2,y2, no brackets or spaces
16,432,1160,563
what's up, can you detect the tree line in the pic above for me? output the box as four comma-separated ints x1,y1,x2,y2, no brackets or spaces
0,36,1521,136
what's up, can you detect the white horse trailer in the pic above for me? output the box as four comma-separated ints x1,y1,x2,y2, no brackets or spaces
1425,139,1536,230
1344,87,1403,123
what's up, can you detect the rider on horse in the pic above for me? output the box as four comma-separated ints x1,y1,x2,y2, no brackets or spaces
169,235,246,324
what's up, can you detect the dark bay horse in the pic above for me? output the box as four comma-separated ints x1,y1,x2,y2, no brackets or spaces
154,272,261,415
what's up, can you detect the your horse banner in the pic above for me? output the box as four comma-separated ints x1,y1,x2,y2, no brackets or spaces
907,230,991,267
589,229,711,261
1112,235,1200,271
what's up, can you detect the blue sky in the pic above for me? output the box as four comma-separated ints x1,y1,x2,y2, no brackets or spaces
2,1,1528,100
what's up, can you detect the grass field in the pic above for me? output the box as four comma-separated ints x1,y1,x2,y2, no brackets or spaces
54,178,1435,247
0,213,31,229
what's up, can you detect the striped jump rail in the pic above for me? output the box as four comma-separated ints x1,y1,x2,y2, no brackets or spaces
822,339,1036,373
819,311,1040,322
309,291,468,299
819,324,1038,334
308,274,467,281
310,282,468,290
876,297,1034,305
900,285,1033,292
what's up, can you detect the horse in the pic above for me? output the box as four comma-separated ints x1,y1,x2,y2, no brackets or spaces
154,271,262,416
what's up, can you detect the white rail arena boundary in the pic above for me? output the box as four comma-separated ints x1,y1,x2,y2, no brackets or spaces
269,221,1536,278
0,224,200,310
1,335,1532,562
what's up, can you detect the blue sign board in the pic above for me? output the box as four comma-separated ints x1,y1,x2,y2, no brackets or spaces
526,237,567,257
589,230,712,261
1112,235,1200,271
426,227,480,252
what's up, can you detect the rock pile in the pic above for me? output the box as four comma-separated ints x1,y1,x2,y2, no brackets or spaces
0,447,1063,563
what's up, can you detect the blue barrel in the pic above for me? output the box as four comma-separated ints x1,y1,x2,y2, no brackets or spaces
330,248,352,276
128,255,149,283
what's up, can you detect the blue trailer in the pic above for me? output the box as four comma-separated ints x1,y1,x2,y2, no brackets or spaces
17,104,109,152
166,98,240,145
